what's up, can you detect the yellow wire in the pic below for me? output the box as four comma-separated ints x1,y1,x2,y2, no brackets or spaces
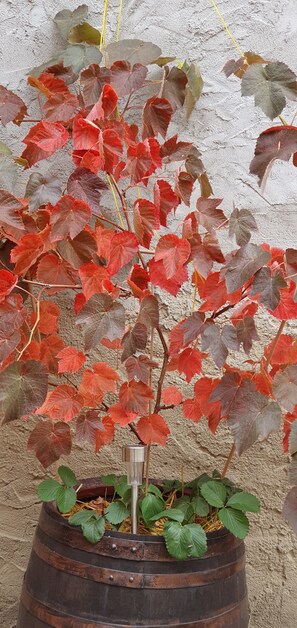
106,174,126,229
211,0,289,125
211,0,244,58
116,0,123,42
100,0,109,52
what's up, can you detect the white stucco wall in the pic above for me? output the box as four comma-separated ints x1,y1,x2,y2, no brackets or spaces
1,1,297,627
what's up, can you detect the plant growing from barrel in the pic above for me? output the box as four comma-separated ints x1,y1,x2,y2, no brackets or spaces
1,4,297,558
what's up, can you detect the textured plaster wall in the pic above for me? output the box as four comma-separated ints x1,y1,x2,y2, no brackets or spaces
1,0,297,627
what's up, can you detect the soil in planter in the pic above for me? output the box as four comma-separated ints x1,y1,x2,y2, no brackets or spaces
63,489,224,536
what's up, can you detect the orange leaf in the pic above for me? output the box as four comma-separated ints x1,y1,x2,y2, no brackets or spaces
21,121,69,167
95,416,115,452
78,369,104,407
92,362,120,392
119,380,153,414
78,263,109,299
137,414,170,445
57,347,86,373
108,402,137,426
36,385,82,422
0,270,17,301
10,233,44,275
39,335,65,373
162,386,183,406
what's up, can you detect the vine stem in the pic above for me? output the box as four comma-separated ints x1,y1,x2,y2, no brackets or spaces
221,319,286,478
23,279,81,289
17,289,44,361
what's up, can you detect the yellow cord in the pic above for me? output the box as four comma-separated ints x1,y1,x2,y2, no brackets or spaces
106,174,126,229
211,0,289,125
211,0,244,58
116,0,123,42
100,0,109,52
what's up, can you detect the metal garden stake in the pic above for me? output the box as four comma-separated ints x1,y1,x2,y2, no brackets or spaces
122,444,147,534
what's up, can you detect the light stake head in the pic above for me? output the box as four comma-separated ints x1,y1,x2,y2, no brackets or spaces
122,444,147,486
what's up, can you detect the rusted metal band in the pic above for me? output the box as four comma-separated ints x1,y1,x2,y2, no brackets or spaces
20,587,249,628
32,535,245,590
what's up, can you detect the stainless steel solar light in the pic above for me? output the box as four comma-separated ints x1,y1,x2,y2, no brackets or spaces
122,444,147,534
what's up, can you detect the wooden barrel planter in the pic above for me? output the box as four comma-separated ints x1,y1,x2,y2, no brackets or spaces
17,478,249,627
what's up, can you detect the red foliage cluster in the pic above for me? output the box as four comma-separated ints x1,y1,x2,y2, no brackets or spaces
0,40,297,481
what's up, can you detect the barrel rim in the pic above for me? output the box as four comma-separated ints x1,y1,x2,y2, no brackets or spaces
44,476,232,545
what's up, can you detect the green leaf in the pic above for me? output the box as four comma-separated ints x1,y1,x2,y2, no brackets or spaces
115,475,129,498
184,523,207,558
150,508,185,523
101,474,117,487
37,478,61,502
200,480,227,508
173,496,194,520
241,62,297,120
54,5,89,39
191,495,210,517
61,45,103,74
68,22,101,46
152,56,176,67
162,479,182,493
227,491,260,513
82,514,105,544
106,39,162,66
0,141,12,156
141,494,165,524
56,486,77,514
0,360,48,424
58,465,77,487
146,484,163,498
183,61,203,118
68,509,94,526
163,521,207,559
218,507,249,539
105,501,130,525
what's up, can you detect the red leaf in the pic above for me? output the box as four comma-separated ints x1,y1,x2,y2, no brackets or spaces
169,312,205,354
149,258,188,296
73,115,99,150
80,64,111,107
174,172,194,206
67,168,108,213
28,72,71,97
57,347,86,373
154,179,179,227
183,377,222,433
250,126,297,188
95,416,115,451
126,139,161,185
36,385,83,422
231,301,258,323
78,369,104,407
78,263,109,299
50,195,91,241
267,282,297,320
264,334,297,366
21,121,69,167
0,85,27,126
125,355,158,384
107,231,139,276
178,347,204,382
199,273,228,312
0,270,17,301
92,361,120,392
43,93,79,123
142,97,173,139
110,61,148,96
196,198,227,232
98,128,123,173
128,264,149,298
87,84,118,121
154,234,190,279
10,233,45,275
133,199,160,248
0,190,25,230
32,301,60,336
137,413,170,445
0,294,25,338
39,335,65,373
160,134,192,163
283,407,297,452
37,253,77,287
162,386,183,406
119,380,153,414
76,410,105,446
108,402,137,426
76,293,125,350
27,421,71,468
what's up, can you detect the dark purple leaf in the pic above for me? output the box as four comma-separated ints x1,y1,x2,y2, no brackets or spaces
67,168,108,213
273,365,297,412
0,360,48,424
229,207,257,246
76,293,125,350
223,243,271,293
